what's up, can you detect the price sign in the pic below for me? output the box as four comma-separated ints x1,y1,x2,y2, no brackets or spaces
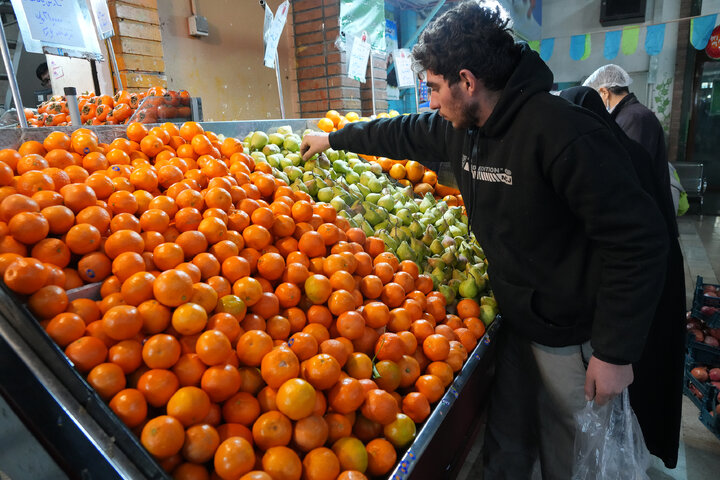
10,0,103,59
263,0,289,68
393,49,415,88
347,33,371,83
90,0,114,39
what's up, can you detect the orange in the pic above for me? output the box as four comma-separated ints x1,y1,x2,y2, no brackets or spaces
327,377,364,414
252,410,292,450
45,312,85,347
137,368,180,407
262,446,302,480
344,352,372,380
293,414,329,453
235,329,273,367
141,415,185,458
332,437,368,473
64,336,108,373
304,274,332,305
383,413,416,448
260,346,300,389
142,333,182,369
166,386,211,427
275,377,316,421
304,353,341,391
153,269,194,307
373,360,401,392
201,363,241,402
415,374,444,403
41,205,74,234
3,256,47,294
298,231,325,258
102,304,142,340
222,391,261,426
213,436,254,480
171,302,208,336
423,333,450,361
107,339,143,374
181,423,220,464
195,329,232,366
365,438,397,476
109,388,147,428
302,447,341,480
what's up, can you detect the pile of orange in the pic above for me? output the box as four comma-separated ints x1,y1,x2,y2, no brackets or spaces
0,121,486,479
316,110,463,207
24,87,191,127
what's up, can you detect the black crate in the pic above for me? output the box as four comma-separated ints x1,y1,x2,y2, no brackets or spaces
683,360,717,411
691,276,720,328
687,335,720,367
699,393,720,441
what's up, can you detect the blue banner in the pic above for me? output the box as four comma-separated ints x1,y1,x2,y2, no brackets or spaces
539,37,554,61
570,34,588,61
645,24,665,56
603,30,621,60
690,14,718,50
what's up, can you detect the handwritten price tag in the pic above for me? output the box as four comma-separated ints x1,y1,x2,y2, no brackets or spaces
347,33,371,83
21,0,85,48
90,0,114,39
393,49,415,88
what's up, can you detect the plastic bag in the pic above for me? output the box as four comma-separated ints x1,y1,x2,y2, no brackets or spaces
572,389,650,480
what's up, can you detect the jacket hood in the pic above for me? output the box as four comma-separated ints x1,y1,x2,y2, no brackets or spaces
480,44,554,137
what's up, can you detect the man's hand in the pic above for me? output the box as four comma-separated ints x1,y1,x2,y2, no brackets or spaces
584,356,633,405
301,132,331,161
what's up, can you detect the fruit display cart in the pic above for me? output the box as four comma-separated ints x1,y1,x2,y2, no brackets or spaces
0,120,499,479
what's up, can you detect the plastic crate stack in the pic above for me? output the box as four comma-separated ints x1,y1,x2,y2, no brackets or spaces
685,276,720,440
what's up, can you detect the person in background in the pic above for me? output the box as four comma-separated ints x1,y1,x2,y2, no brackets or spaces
36,62,50,89
302,2,669,477
560,86,685,469
583,64,670,208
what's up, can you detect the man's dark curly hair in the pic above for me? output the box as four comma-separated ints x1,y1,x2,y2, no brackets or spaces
412,1,521,91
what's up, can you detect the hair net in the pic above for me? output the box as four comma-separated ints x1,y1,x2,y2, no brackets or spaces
582,64,633,90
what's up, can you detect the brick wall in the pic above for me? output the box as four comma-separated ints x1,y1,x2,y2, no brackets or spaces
107,0,166,93
292,0,386,118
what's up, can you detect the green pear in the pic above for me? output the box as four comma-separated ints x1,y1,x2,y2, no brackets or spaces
250,151,267,164
353,163,369,174
369,162,383,175
283,134,302,152
250,131,269,150
396,241,415,262
481,296,497,308
268,132,285,146
458,278,479,298
439,285,456,304
368,177,384,193
377,195,395,212
330,197,347,213
262,143,281,156
325,149,340,162
480,304,497,326
345,171,360,184
277,125,293,135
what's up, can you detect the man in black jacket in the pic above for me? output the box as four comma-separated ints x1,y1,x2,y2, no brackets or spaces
583,64,670,201
301,2,668,478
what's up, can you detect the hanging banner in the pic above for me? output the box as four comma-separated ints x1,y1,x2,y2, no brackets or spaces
691,14,718,49
393,49,415,88
498,0,542,41
347,33,371,83
528,40,540,52
621,26,640,55
570,34,589,61
706,25,720,59
603,30,621,60
340,0,385,52
263,0,289,68
539,38,554,61
645,23,666,56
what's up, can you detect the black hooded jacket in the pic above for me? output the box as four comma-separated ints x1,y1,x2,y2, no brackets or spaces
330,46,668,364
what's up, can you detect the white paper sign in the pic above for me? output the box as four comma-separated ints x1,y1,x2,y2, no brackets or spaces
90,0,114,39
264,0,289,68
347,33,371,83
393,49,415,88
21,0,86,48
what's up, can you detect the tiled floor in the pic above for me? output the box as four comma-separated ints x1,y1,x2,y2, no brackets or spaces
457,214,720,479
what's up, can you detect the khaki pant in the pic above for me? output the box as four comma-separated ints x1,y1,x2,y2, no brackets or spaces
483,326,593,480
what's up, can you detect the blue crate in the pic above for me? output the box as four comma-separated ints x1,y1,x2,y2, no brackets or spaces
699,386,720,442
691,276,720,328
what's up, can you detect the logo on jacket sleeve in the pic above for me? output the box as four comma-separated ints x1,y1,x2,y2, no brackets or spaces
461,156,513,185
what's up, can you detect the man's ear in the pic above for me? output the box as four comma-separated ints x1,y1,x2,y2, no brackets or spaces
458,69,477,92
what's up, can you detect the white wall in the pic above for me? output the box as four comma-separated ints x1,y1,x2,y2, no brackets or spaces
703,0,720,15
541,0,680,130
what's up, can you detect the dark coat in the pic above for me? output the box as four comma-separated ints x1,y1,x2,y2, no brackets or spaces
559,87,685,468
330,47,669,365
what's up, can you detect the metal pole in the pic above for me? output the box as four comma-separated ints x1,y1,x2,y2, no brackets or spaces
0,21,28,128
105,38,123,91
64,87,82,127
369,53,377,116
274,52,286,119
